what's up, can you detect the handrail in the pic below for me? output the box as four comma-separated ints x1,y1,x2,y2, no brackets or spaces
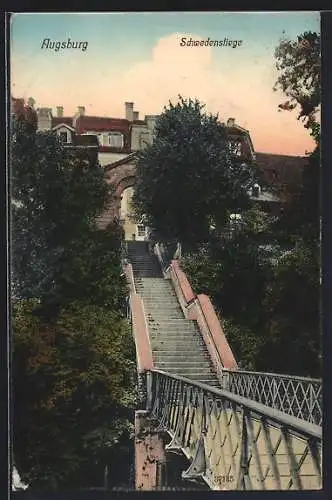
123,262,153,373
168,259,237,373
222,368,321,384
147,369,322,490
170,259,196,304
149,369,322,438
196,294,238,371
154,242,168,274
220,368,322,426
131,294,154,373
123,262,136,294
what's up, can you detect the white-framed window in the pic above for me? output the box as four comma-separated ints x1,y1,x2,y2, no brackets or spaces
137,225,145,237
108,132,124,148
228,140,242,156
59,131,68,143
98,134,104,146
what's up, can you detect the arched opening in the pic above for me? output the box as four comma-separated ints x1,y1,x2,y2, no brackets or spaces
120,186,148,241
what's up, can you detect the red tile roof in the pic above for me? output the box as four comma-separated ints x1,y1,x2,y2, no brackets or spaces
75,116,130,134
52,117,74,128
255,152,309,187
12,98,25,115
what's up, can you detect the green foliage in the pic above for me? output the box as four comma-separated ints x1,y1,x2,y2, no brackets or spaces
13,299,137,490
11,105,136,489
261,242,321,377
40,222,127,314
221,319,265,371
132,95,253,250
177,33,321,378
274,31,320,132
274,143,320,245
11,110,113,303
182,206,321,377
182,208,272,330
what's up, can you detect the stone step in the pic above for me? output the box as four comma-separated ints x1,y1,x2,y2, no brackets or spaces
137,288,174,293
149,328,198,333
148,316,185,321
155,363,215,371
144,303,180,309
147,314,184,319
155,362,213,370
153,352,211,360
152,346,209,353
154,341,205,349
146,315,193,322
150,332,203,338
142,296,178,301
149,331,202,338
152,342,207,350
138,284,174,287
141,293,177,297
145,304,182,309
156,370,218,381
148,326,200,333
135,281,172,285
146,313,185,319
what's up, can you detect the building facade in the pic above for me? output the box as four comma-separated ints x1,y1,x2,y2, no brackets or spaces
29,98,307,237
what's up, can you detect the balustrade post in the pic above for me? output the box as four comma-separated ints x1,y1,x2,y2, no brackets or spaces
273,378,277,410
309,384,314,424
135,410,167,491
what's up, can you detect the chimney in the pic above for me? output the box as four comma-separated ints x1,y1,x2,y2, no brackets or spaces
133,111,139,121
77,106,85,116
36,107,52,131
125,102,134,121
56,106,64,118
227,117,235,127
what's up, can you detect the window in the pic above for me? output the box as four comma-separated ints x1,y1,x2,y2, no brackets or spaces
59,131,68,143
229,140,242,156
108,132,124,148
252,184,261,197
137,225,145,237
139,132,150,149
98,134,104,146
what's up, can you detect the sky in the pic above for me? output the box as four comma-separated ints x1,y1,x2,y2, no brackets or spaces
11,12,320,156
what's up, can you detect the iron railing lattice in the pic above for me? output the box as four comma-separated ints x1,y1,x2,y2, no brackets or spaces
219,370,322,426
147,370,322,491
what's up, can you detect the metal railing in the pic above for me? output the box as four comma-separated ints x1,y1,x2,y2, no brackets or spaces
219,369,322,426
154,240,179,272
147,370,322,491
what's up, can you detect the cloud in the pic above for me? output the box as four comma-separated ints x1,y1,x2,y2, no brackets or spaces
12,32,315,155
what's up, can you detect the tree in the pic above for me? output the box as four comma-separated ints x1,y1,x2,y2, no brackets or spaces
13,299,137,490
260,242,321,377
132,96,254,250
267,34,321,376
273,143,320,245
273,30,320,244
11,102,135,489
274,31,320,131
11,102,126,311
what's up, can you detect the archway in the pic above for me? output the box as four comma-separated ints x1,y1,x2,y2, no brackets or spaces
120,186,147,241
99,154,149,240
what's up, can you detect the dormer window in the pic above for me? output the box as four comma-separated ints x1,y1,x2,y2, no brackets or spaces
108,132,124,148
252,184,261,197
229,140,242,156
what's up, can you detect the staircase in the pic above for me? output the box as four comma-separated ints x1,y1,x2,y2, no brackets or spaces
127,242,219,387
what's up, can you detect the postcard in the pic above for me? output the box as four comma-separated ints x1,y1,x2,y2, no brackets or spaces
10,11,321,492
